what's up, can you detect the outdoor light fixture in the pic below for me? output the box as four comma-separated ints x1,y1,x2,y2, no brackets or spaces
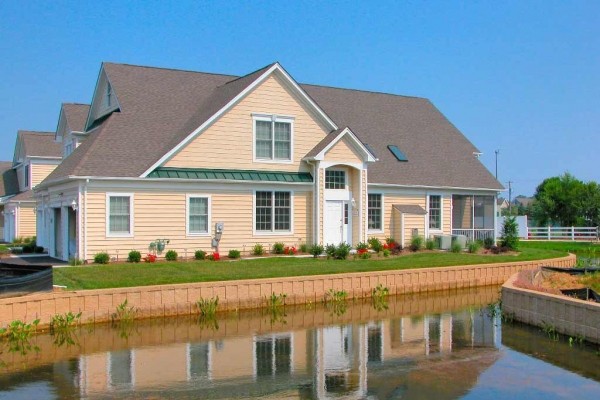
71,200,78,211
351,197,357,208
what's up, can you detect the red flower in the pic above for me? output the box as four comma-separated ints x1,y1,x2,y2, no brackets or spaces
357,248,368,255
144,254,157,263
383,243,389,250
212,252,220,261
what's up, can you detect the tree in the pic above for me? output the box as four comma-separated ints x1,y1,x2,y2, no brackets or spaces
499,216,519,250
531,173,600,227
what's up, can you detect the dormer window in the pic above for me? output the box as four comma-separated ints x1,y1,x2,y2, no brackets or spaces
254,115,293,162
106,82,113,108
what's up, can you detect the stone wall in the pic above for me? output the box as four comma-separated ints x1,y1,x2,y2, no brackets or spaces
0,254,575,327
502,269,599,344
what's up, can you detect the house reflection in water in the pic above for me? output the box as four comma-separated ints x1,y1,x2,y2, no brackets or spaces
76,309,498,399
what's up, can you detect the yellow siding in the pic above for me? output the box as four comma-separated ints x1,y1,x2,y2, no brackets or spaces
442,196,451,234
134,345,187,387
31,163,58,186
17,204,36,238
323,136,363,163
210,338,254,380
165,74,329,172
84,189,312,261
368,194,426,247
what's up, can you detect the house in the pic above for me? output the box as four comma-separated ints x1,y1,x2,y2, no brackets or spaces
1,131,62,242
0,161,19,241
514,196,534,208
34,62,503,261
496,197,509,216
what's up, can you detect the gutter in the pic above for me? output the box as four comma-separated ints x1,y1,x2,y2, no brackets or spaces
368,182,505,192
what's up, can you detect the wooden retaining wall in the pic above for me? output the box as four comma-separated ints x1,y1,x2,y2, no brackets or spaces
0,254,575,327
502,269,599,344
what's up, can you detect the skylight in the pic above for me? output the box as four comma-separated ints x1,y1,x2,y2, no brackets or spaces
388,145,408,162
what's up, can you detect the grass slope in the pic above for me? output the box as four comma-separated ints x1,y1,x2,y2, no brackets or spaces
54,248,565,290
519,241,600,254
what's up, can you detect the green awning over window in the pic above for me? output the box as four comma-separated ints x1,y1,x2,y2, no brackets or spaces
148,167,313,183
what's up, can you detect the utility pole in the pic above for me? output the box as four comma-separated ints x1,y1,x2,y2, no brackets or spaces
508,181,513,215
495,149,500,180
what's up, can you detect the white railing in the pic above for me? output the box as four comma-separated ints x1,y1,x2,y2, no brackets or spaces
452,229,495,241
526,226,599,241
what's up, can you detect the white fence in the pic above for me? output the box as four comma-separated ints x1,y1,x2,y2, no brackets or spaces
451,229,495,241
527,226,599,241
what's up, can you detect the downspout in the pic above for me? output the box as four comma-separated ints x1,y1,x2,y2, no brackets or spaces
77,182,82,261
84,179,89,262
307,160,319,245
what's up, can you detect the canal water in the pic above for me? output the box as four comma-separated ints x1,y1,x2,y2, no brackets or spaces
0,286,598,399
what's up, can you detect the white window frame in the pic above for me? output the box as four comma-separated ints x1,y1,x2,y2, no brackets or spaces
253,189,294,236
252,114,294,164
23,163,30,189
106,193,134,238
427,194,443,232
324,168,347,190
186,194,211,237
367,192,384,233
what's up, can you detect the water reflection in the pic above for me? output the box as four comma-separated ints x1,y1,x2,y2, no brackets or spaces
0,286,597,399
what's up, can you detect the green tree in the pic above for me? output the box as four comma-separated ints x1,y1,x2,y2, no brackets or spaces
531,173,600,227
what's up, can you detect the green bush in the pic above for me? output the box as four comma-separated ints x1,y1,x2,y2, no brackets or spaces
309,244,324,258
325,244,337,258
299,243,308,253
334,243,352,260
272,242,285,254
228,249,241,259
34,246,44,253
467,241,481,253
382,249,391,257
483,237,495,249
410,236,424,252
385,237,396,246
128,250,142,263
500,216,519,250
450,242,462,253
358,251,371,259
165,250,178,261
355,242,369,251
252,243,265,256
94,252,110,264
195,250,206,260
425,238,436,250
368,237,384,252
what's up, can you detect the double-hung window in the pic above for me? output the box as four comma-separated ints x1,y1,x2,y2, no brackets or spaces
368,193,383,231
255,191,291,233
254,115,293,161
428,195,442,230
107,194,133,236
187,196,210,235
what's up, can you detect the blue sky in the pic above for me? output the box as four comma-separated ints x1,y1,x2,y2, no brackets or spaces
1,1,598,196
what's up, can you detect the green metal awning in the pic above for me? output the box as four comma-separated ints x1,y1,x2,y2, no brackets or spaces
148,167,313,183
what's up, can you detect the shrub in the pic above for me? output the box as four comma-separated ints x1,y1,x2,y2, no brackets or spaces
358,251,371,259
34,246,44,254
208,252,220,261
325,244,337,259
356,242,369,251
23,237,31,244
368,237,384,252
500,216,519,250
94,252,110,264
299,243,308,253
22,243,34,254
128,250,142,263
165,250,178,261
385,237,396,246
450,242,462,253
409,236,424,252
272,242,285,254
382,249,391,257
334,243,352,260
425,238,436,250
144,253,157,262
467,241,481,254
251,243,264,256
195,250,207,260
309,244,324,258
483,237,495,249
13,237,23,244
390,242,403,255
228,249,241,259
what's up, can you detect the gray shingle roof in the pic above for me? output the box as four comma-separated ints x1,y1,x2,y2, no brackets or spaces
0,161,18,197
62,103,90,132
41,62,503,190
18,131,62,159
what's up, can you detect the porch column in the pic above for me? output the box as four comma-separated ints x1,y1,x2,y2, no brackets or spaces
61,206,69,261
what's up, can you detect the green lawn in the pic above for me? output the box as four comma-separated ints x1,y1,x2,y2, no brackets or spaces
54,248,566,290
519,240,600,255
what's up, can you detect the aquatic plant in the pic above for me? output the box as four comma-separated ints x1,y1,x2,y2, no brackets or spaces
196,297,219,318
266,292,287,309
325,289,348,304
112,299,138,323
0,319,40,355
50,312,82,347
541,321,559,341
371,284,390,311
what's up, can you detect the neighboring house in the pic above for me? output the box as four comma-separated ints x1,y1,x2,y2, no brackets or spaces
35,62,503,261
0,161,19,241
2,131,62,242
496,198,509,216
514,196,534,208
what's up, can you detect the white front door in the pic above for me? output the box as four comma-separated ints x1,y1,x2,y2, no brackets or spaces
324,200,351,245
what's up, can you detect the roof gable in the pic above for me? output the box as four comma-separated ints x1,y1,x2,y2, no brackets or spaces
85,66,121,130
140,62,338,177
13,131,62,166
304,127,376,163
